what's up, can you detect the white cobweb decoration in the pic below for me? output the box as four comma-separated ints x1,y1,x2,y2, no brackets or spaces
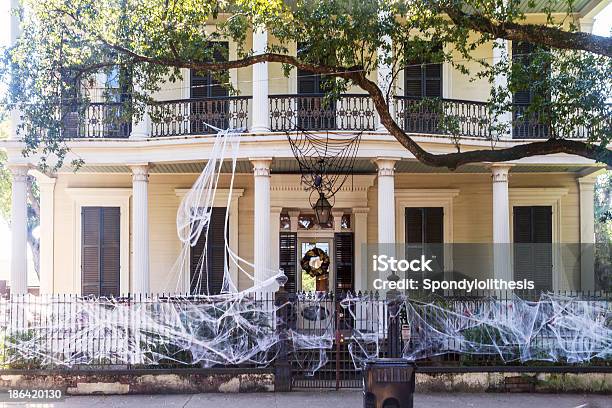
0,124,610,371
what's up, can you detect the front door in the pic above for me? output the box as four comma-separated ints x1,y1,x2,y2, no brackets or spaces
299,239,333,292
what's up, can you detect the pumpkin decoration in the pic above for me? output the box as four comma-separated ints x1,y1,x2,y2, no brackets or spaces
300,247,330,278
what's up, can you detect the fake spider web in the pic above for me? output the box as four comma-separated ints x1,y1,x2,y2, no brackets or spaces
0,124,610,371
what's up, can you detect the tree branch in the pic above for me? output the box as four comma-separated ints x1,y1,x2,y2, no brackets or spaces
442,5,612,58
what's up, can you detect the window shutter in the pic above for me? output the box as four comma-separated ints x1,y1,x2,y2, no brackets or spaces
81,207,120,297
190,207,227,295
334,232,354,292
405,208,423,244
82,207,101,296
513,206,552,291
100,207,120,297
279,232,298,293
424,207,443,243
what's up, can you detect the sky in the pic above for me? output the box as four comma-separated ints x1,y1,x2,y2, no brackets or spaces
0,2,610,285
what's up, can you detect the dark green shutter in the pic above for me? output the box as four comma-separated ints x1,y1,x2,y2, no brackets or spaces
81,207,120,297
279,232,298,293
334,232,354,292
190,207,227,295
405,207,444,280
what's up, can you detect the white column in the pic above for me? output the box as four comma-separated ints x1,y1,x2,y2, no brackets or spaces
251,27,270,133
131,164,150,294
579,18,594,34
251,158,272,286
353,208,369,292
270,206,283,276
375,158,398,243
376,23,394,132
578,177,596,291
332,209,345,233
493,39,512,139
9,165,28,295
9,0,22,140
37,176,56,294
130,107,151,140
492,165,512,282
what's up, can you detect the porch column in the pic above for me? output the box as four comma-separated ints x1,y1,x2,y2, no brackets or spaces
376,15,394,132
131,164,150,294
9,0,22,140
37,175,56,294
130,90,151,140
9,165,28,295
251,158,272,286
492,165,512,282
251,27,270,133
493,39,512,139
270,206,283,276
375,158,398,243
578,176,596,291
353,208,369,292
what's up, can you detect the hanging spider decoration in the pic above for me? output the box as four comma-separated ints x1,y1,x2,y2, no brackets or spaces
286,125,362,224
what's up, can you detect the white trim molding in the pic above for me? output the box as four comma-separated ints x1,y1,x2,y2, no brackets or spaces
395,189,460,245
509,187,569,290
66,188,132,294
395,189,460,280
174,188,244,291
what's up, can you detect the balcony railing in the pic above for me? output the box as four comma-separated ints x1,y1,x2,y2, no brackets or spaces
63,102,132,138
63,95,608,140
269,94,376,132
394,96,491,138
150,96,251,137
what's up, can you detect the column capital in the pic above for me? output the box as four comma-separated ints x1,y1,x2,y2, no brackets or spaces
8,164,29,182
250,158,272,177
490,164,513,183
271,206,283,215
130,164,149,182
374,157,399,176
352,207,370,215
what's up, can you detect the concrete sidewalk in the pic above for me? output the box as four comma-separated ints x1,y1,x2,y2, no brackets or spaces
7,392,610,407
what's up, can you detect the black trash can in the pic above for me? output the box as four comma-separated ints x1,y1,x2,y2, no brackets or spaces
363,359,416,408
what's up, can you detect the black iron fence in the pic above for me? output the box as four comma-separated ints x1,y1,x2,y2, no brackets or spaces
63,103,132,138
1,290,610,390
149,96,251,137
61,96,609,140
269,94,376,132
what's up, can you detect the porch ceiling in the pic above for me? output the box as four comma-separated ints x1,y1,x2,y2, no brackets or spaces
69,159,597,175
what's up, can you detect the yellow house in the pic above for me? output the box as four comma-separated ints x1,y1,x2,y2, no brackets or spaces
1,1,609,296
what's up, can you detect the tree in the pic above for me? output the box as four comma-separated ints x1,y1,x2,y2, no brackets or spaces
0,119,40,278
0,0,610,170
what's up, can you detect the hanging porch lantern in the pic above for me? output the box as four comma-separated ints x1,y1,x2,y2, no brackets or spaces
313,192,332,225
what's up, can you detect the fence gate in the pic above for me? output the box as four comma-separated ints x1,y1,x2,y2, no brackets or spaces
289,293,389,389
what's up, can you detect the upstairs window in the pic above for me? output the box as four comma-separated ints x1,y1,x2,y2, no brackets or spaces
403,43,443,99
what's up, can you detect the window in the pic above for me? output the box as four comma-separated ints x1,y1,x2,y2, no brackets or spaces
513,206,553,291
190,207,228,295
296,43,336,130
403,44,443,99
81,207,120,297
512,42,551,138
405,207,444,281
190,42,229,132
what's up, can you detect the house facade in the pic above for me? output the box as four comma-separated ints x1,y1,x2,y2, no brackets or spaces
1,2,609,296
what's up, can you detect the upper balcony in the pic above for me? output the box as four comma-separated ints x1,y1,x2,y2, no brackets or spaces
68,94,609,140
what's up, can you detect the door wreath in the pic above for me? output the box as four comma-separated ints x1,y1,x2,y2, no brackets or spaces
301,247,330,278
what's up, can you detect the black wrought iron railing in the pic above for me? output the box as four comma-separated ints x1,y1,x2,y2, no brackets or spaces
63,102,132,139
269,94,376,132
394,96,491,138
150,96,251,137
